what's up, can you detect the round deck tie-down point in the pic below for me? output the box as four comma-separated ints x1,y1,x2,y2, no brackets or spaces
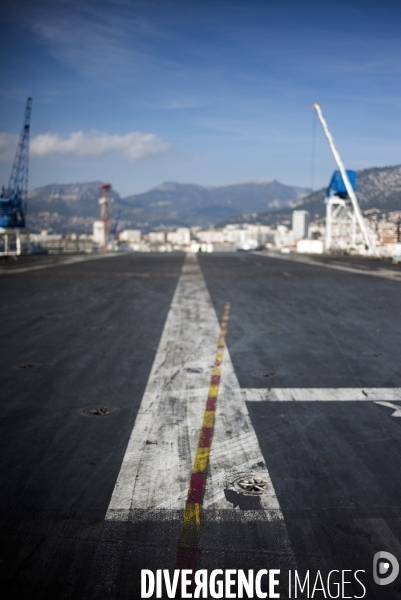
237,476,268,493
82,406,119,417
224,472,271,509
235,475,269,495
226,472,270,496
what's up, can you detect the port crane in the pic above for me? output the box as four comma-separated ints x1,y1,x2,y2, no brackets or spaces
313,103,377,256
0,97,32,255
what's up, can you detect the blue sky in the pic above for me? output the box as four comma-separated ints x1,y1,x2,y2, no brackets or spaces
0,0,400,197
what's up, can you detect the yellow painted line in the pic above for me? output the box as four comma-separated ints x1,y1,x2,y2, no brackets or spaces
202,411,216,428
193,447,211,474
176,302,231,565
208,385,219,397
183,502,202,525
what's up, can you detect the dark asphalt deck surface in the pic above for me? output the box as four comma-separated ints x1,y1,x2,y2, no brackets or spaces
1,252,400,599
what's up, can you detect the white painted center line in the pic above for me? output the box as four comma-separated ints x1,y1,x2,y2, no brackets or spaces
106,253,285,521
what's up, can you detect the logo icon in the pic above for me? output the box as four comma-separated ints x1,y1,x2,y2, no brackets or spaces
373,551,399,586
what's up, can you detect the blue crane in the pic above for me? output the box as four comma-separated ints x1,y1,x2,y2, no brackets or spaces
0,97,32,228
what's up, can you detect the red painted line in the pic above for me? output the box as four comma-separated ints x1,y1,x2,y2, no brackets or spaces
187,472,206,504
174,302,231,581
199,427,213,448
175,548,201,596
206,397,216,411
175,547,200,572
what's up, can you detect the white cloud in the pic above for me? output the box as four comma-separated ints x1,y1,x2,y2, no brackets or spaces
0,130,170,162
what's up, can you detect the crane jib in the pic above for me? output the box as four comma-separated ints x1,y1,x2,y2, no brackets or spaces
1,97,32,229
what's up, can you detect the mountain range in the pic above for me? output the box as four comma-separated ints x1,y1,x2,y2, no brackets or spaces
217,164,401,227
25,164,401,234
26,180,310,233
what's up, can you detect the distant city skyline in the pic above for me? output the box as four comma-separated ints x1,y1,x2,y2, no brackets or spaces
0,0,400,197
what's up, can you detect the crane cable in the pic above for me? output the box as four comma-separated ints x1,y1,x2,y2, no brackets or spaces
310,108,316,192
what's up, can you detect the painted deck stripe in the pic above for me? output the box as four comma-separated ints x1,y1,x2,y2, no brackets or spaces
240,388,401,402
374,401,401,416
106,253,230,515
206,397,216,410
0,251,124,275
105,253,296,584
252,251,401,282
135,387,401,402
182,303,229,517
199,427,213,446
176,304,230,576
